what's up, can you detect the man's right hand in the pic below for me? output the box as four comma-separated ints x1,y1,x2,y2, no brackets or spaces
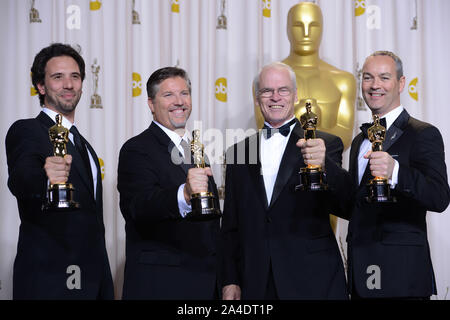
183,167,212,203
222,284,241,300
44,155,72,185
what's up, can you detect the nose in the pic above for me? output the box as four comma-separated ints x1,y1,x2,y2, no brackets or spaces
303,22,311,37
270,91,282,101
63,76,74,89
304,25,310,37
371,77,382,89
174,93,184,105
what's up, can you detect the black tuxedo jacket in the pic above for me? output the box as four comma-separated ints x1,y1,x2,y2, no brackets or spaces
5,111,113,300
117,122,220,299
346,109,450,298
221,120,349,299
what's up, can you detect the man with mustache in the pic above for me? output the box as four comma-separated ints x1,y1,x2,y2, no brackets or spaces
5,43,114,299
345,51,450,299
117,67,220,299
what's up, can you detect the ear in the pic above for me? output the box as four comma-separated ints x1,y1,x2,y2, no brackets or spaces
147,98,155,114
398,76,406,93
36,82,46,95
294,87,299,104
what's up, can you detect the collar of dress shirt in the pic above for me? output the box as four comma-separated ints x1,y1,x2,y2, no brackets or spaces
261,116,296,140
153,120,190,147
366,105,404,132
42,107,75,129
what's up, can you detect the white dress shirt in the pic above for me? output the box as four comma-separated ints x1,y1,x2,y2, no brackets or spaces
260,117,296,204
153,121,191,217
43,108,98,199
358,106,403,186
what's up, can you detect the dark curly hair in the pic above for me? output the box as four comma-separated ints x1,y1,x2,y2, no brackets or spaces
31,43,85,106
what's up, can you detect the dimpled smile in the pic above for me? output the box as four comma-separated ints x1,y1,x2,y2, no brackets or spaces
170,107,186,117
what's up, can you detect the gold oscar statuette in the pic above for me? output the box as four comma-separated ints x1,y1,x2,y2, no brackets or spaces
296,99,328,191
90,59,103,108
216,0,227,30
185,130,222,221
366,115,395,203
218,151,226,200
30,0,42,23
44,114,80,211
132,0,141,24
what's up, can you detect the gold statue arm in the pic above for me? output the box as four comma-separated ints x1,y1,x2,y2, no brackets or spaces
331,72,356,150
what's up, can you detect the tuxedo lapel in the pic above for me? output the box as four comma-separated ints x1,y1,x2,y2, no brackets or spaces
166,140,191,175
84,140,102,204
246,133,269,210
360,161,373,187
150,123,188,178
383,109,409,152
269,121,302,208
37,111,55,128
354,109,410,189
68,134,95,197
350,133,365,186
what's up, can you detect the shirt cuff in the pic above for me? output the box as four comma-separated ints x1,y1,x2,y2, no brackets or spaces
178,183,191,218
389,159,399,188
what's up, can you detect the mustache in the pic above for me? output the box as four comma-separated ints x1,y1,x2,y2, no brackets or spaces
58,90,77,96
169,105,188,111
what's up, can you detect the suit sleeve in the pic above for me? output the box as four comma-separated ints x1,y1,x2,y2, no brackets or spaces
220,157,241,288
117,141,181,224
397,126,450,213
6,121,48,202
323,134,354,220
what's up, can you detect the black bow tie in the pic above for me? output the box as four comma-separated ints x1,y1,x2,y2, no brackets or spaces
360,117,387,139
262,118,296,139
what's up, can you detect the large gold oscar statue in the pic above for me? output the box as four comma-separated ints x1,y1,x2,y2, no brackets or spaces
254,2,356,232
254,2,356,150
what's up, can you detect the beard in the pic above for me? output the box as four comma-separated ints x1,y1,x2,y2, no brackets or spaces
45,90,82,115
169,106,191,129
170,118,188,129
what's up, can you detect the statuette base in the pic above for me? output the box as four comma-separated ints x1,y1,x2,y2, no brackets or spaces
44,183,80,211
186,192,222,221
296,167,328,191
366,179,396,203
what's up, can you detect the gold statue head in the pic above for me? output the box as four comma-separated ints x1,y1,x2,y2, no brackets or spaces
48,114,69,157
191,130,205,168
299,100,318,140
287,2,323,55
368,115,386,152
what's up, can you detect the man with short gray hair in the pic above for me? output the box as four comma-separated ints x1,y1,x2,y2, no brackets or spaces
345,50,450,299
221,62,349,300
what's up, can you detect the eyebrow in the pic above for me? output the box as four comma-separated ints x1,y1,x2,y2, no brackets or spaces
161,89,190,95
260,86,290,90
362,72,392,77
49,72,81,77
